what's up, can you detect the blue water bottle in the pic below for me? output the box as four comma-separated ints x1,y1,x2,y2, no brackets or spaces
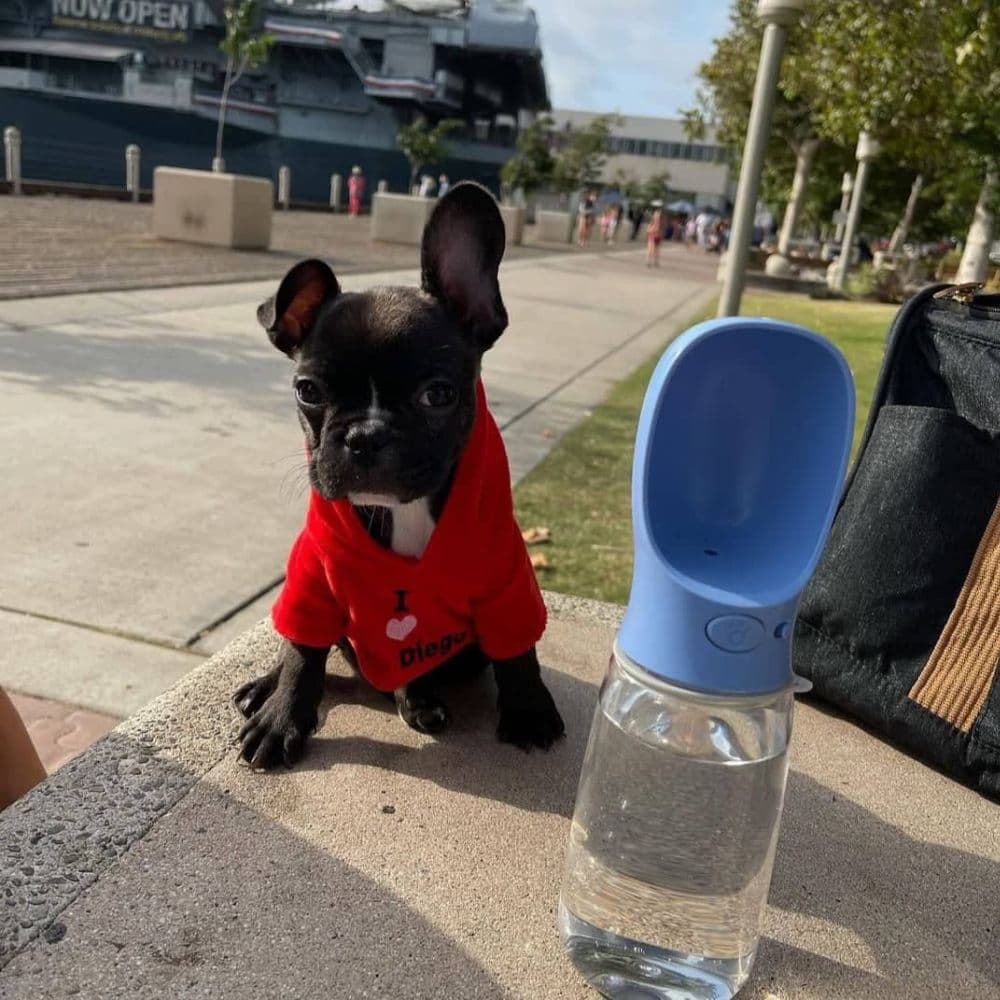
559,318,854,999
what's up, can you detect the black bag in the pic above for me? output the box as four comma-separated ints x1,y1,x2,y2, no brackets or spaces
795,283,1000,798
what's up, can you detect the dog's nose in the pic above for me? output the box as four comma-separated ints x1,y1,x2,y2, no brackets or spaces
344,421,390,465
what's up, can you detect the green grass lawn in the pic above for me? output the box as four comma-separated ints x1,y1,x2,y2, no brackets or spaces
514,290,897,604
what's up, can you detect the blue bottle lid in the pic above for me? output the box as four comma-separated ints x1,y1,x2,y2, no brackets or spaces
619,317,855,695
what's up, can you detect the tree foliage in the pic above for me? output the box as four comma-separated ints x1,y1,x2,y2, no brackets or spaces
499,115,555,197
691,0,1000,240
551,114,622,194
396,115,463,188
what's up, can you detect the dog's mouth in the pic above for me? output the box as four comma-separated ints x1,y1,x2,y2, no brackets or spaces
312,459,445,506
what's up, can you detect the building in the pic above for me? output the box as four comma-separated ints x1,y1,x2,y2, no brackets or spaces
0,0,550,202
550,109,733,211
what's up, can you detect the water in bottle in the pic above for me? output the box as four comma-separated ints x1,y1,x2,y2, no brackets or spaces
560,646,792,999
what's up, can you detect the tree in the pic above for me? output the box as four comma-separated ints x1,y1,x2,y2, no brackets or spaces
694,0,1000,276
795,1,999,274
611,168,642,201
396,115,463,190
638,171,671,207
946,3,1000,281
551,113,621,194
499,115,555,201
214,0,273,172
785,0,953,254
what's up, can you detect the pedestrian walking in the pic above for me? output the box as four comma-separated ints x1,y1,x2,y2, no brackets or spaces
684,215,697,249
600,205,613,243
606,204,622,243
348,165,365,216
438,174,450,198
646,201,664,267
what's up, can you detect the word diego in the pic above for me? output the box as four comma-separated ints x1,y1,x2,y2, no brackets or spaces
399,631,468,669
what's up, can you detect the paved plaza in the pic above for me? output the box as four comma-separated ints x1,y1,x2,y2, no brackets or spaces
0,196,631,300
0,239,717,766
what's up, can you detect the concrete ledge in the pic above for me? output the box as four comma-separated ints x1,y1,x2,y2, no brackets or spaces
0,594,608,969
536,209,572,244
370,192,435,245
744,269,827,295
498,204,526,247
2,594,999,997
152,168,273,250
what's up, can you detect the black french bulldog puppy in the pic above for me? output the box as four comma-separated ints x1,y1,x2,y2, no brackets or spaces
234,182,565,769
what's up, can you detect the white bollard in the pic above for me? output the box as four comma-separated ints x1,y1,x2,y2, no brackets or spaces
377,179,388,193
4,126,22,196
330,173,342,212
125,144,141,203
278,165,291,210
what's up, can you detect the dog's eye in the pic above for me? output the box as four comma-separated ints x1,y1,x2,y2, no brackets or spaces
418,381,457,409
294,378,324,407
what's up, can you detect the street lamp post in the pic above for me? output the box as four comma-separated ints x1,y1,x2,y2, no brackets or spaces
831,131,879,292
833,171,853,243
718,0,807,317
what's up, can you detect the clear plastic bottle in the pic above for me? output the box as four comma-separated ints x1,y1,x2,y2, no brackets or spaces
559,644,793,1000
558,316,852,999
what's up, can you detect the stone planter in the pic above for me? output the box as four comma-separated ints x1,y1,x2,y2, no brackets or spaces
371,192,435,245
498,204,526,247
536,210,573,245
152,167,273,249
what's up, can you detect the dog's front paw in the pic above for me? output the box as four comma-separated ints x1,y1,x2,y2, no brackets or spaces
238,691,317,770
233,669,280,718
497,683,565,751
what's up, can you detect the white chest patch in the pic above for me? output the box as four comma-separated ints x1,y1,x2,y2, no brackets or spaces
389,498,436,558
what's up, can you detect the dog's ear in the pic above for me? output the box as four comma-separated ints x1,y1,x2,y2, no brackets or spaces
421,182,508,350
258,259,340,356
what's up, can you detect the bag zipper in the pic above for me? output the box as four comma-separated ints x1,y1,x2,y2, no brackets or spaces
933,282,985,304
932,282,1000,318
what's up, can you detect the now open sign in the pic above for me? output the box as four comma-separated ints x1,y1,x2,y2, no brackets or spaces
51,0,193,43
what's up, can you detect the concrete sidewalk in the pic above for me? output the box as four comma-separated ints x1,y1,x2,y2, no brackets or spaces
0,245,717,763
0,197,625,301
1,595,997,998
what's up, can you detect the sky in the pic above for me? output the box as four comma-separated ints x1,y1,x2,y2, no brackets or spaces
528,0,733,119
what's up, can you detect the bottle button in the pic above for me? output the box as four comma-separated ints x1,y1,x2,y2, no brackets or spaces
706,615,765,653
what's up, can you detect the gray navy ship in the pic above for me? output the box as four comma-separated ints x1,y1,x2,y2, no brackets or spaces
0,0,548,202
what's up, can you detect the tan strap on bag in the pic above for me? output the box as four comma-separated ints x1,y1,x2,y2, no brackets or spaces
910,495,1000,731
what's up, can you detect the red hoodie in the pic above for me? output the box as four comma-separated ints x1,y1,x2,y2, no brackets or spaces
271,381,547,692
